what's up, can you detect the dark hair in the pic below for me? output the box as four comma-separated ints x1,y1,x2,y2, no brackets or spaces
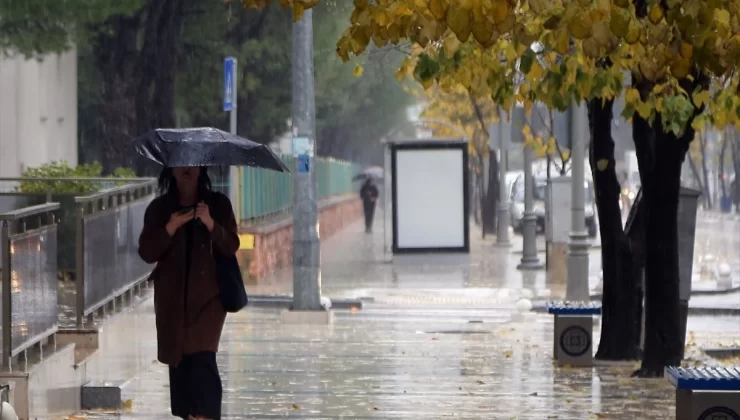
158,166,212,197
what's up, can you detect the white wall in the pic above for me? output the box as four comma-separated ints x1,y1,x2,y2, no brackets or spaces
0,47,78,178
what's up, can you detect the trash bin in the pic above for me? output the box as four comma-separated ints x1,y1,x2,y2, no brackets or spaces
720,195,732,213
677,187,702,358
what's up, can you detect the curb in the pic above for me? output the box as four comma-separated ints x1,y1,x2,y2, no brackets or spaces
697,212,740,222
589,285,740,300
249,295,364,310
531,302,740,316
703,347,740,359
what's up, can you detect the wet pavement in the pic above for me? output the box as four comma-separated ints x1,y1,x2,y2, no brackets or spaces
70,216,739,419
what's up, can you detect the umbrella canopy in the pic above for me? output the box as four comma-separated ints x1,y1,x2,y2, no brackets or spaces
353,166,384,181
135,127,290,173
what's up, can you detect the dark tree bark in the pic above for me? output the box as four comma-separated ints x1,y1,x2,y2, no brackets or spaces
93,16,140,173
588,97,641,361
631,73,706,377
92,0,185,174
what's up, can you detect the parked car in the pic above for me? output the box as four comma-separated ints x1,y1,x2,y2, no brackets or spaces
509,174,598,238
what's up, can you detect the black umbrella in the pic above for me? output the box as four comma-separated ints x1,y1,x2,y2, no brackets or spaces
135,127,290,172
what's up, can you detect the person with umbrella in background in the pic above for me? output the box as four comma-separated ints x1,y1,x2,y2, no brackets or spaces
360,177,379,233
136,127,288,420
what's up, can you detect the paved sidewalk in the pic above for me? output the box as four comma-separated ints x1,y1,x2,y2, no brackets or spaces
75,302,739,420
72,217,739,419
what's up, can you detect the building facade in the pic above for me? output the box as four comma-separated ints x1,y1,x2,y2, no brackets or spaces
0,48,78,179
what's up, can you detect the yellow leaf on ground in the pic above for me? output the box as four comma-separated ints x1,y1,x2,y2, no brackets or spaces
353,65,364,77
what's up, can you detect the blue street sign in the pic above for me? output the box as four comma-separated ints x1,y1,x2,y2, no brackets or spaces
297,155,310,173
223,57,236,112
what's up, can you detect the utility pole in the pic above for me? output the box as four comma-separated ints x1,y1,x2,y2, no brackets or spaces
566,101,590,300
224,57,241,217
290,10,323,311
495,108,511,247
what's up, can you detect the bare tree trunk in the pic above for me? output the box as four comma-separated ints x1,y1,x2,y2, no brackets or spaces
588,97,641,361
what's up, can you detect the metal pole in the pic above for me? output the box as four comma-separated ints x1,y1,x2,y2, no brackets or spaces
2,221,11,369
228,58,241,220
566,100,590,300
495,110,511,246
518,138,543,270
383,140,393,262
75,204,85,328
291,10,322,311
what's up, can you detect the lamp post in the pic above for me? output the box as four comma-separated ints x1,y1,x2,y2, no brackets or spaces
566,101,590,300
495,109,511,247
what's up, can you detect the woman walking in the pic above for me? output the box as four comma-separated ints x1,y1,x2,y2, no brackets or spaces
139,166,239,420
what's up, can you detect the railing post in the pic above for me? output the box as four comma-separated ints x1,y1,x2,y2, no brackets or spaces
2,221,12,369
75,204,85,328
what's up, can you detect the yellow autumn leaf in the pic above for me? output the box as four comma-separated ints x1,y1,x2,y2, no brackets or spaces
636,100,652,118
596,159,609,171
444,35,461,57
624,88,640,104
293,2,305,21
528,59,544,81
447,7,471,42
568,14,592,39
648,5,664,24
353,65,364,77
692,90,710,108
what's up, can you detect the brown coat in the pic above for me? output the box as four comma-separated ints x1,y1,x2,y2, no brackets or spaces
138,191,240,367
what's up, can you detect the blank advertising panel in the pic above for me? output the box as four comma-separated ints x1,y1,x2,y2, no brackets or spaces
392,142,469,253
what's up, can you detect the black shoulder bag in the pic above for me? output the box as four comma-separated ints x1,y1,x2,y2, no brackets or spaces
214,250,248,312
207,192,248,313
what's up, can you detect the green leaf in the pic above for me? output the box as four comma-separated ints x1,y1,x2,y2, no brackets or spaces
520,49,535,75
621,103,636,120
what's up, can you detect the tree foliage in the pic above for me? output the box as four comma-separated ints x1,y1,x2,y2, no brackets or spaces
0,0,143,57
294,0,739,137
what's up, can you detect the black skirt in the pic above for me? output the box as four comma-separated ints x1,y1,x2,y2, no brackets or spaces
169,351,222,419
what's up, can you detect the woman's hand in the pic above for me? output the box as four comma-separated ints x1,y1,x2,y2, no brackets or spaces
166,209,194,236
195,201,215,232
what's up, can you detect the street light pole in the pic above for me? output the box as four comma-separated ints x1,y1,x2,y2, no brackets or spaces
566,101,590,301
518,143,543,269
495,109,511,247
291,10,322,311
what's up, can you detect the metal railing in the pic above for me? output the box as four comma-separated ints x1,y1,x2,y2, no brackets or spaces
239,155,362,224
0,177,154,274
1,203,60,369
74,180,157,327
